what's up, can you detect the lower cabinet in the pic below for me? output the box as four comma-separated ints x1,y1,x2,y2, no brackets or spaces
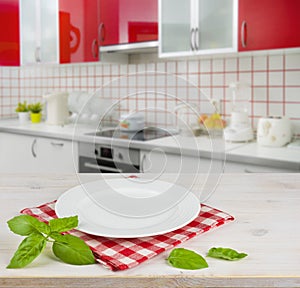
0,132,78,173
140,150,225,174
140,150,297,174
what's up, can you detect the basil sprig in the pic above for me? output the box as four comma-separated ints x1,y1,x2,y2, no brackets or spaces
7,215,95,268
207,247,248,261
167,248,208,270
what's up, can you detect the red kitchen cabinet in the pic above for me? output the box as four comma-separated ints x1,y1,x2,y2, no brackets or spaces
0,0,101,66
0,0,20,66
238,0,300,51
59,0,101,63
99,0,158,46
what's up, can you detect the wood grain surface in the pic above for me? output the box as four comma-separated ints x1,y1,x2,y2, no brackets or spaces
1,173,299,288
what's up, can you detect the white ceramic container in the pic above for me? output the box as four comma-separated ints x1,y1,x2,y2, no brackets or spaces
17,112,29,124
257,116,292,147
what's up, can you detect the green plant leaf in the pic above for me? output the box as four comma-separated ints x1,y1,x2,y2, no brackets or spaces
207,247,248,261
49,231,66,242
167,248,208,270
15,101,29,112
52,234,95,265
49,216,78,233
28,102,43,113
7,233,47,268
7,215,50,236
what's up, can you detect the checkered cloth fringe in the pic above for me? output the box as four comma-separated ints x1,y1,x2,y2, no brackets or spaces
21,201,234,271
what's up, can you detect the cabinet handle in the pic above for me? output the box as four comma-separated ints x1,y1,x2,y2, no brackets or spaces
244,168,272,173
51,142,64,147
31,139,37,158
241,21,247,48
84,162,123,173
194,27,199,50
141,154,147,173
91,39,99,59
98,23,105,43
190,28,195,51
35,47,41,63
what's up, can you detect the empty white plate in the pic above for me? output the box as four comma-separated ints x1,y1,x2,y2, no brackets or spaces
55,181,200,238
75,178,192,218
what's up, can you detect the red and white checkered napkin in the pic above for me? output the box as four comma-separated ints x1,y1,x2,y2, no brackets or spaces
21,201,234,271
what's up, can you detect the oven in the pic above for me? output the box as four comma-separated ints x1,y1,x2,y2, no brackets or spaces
79,127,177,173
78,142,140,173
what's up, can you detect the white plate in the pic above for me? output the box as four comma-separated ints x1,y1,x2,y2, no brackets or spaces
76,178,192,218
55,181,200,238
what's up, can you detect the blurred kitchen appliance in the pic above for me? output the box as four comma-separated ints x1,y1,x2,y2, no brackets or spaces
224,82,254,142
79,142,140,173
174,103,200,136
257,116,292,147
80,127,176,173
85,127,174,141
43,92,69,125
119,112,145,132
68,91,114,124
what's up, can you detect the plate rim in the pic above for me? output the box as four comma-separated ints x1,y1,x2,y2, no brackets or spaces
55,180,200,238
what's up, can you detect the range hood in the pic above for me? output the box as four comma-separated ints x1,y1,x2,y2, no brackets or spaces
99,41,158,63
100,41,158,54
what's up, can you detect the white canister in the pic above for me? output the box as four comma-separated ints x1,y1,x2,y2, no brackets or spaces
119,113,145,131
257,116,292,147
43,92,69,125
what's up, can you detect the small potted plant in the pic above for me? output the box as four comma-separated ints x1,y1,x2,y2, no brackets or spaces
15,101,29,124
28,102,43,123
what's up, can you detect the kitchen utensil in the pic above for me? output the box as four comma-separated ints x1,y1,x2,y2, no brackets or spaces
43,92,69,125
119,112,145,131
257,116,292,147
174,103,200,136
224,82,254,142
55,183,200,238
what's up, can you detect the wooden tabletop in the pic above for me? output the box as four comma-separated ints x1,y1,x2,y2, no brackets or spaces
0,173,299,288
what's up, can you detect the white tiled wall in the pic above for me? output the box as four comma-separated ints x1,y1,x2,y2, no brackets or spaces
0,49,299,136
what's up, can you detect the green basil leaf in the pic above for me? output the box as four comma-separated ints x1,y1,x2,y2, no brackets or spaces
49,216,78,233
7,215,50,236
49,232,66,242
7,233,46,268
167,248,208,270
52,234,95,265
207,247,248,261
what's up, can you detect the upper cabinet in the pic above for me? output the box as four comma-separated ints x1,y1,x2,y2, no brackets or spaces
59,0,101,63
238,0,300,51
0,0,20,66
159,0,237,58
0,0,101,66
1,0,299,66
99,0,158,46
159,0,300,58
20,0,59,65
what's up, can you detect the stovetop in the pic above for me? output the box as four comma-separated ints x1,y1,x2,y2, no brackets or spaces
85,127,176,141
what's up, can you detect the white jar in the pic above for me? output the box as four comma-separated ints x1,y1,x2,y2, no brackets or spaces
257,116,292,147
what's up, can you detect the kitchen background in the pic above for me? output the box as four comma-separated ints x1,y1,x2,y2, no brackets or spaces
0,49,299,136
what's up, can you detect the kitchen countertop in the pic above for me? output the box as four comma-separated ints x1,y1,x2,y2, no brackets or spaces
0,119,299,171
1,173,300,288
